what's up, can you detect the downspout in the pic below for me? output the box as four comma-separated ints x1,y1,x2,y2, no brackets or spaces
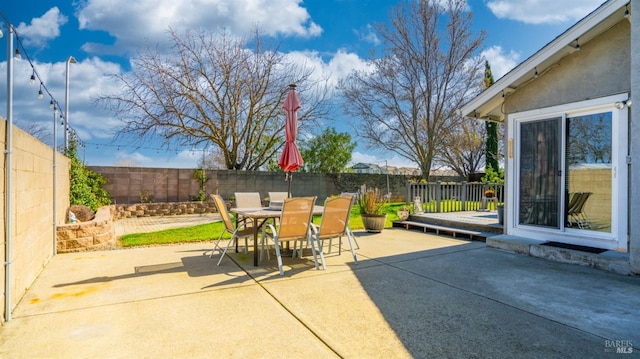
4,24,14,322
629,0,640,275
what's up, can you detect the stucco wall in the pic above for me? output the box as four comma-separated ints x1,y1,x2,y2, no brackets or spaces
505,20,630,113
0,120,70,322
630,0,640,274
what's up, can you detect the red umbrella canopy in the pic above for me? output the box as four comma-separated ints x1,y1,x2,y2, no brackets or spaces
278,87,304,172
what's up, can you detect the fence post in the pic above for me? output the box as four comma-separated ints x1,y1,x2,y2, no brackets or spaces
407,181,411,205
461,181,467,211
436,181,442,212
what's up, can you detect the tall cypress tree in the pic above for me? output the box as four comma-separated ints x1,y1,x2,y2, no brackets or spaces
484,61,499,174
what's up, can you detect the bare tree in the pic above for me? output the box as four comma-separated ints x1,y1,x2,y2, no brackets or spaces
97,28,330,170
198,148,227,170
339,0,485,180
438,117,485,179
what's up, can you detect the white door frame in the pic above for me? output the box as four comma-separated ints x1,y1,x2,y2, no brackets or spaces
505,94,629,251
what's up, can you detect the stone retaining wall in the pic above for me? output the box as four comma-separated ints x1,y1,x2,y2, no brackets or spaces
56,202,221,253
113,201,218,219
57,206,117,253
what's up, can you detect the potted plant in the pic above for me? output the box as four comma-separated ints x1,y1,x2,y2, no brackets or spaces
397,204,411,221
484,189,495,198
358,187,388,232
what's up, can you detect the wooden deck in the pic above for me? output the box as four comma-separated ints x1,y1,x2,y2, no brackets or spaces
392,211,503,241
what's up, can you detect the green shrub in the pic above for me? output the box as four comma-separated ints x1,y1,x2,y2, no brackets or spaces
481,166,504,184
65,135,112,211
192,168,209,201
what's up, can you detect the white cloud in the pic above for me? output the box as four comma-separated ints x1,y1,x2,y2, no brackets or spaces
350,152,416,169
486,0,604,24
15,7,68,48
115,151,153,166
3,55,125,147
354,24,381,46
286,49,372,92
76,0,322,56
350,151,378,165
153,149,202,168
480,45,520,80
111,149,200,168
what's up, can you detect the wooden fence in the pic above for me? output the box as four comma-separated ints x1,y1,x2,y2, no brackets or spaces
407,182,504,212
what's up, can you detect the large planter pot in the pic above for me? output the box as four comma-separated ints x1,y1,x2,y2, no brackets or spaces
361,214,387,233
497,205,504,225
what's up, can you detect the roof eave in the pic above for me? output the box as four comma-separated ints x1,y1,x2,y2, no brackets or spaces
460,0,628,121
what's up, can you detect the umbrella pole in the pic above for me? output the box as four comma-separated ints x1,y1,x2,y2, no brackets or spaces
287,172,292,197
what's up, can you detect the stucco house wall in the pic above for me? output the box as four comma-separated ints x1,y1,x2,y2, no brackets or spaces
505,20,630,114
460,0,637,272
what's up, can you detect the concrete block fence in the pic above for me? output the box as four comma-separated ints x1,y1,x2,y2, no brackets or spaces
89,166,417,205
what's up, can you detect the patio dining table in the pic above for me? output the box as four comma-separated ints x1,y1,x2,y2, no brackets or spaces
231,205,324,266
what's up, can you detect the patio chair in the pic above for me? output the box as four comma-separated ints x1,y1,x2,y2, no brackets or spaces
340,193,360,249
234,192,263,209
567,192,592,229
209,194,256,265
265,196,321,275
310,195,358,267
268,191,289,209
233,192,263,252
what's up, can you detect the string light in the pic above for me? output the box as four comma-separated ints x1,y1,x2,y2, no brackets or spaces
83,141,189,154
1,11,82,150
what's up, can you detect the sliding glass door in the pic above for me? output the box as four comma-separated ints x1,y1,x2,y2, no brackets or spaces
565,112,612,232
517,112,613,232
518,118,562,228
511,95,627,250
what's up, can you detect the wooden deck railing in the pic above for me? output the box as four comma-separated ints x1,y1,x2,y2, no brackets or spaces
407,182,504,212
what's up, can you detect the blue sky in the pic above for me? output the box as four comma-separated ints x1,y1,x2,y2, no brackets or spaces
1,0,606,169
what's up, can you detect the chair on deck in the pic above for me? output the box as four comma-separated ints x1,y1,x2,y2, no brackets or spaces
567,192,592,229
311,195,358,267
265,196,320,275
209,194,256,265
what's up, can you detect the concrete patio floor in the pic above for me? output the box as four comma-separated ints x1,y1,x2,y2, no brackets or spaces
1,225,639,358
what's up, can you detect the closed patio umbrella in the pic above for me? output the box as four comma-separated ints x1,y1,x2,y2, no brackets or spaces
278,84,303,197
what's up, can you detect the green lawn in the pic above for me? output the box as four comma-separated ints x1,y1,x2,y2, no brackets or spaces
119,202,408,247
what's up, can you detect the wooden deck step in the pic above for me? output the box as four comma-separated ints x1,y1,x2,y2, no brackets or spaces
394,220,492,241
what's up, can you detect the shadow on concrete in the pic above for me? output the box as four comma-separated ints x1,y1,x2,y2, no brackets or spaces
52,251,239,288
345,243,640,357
